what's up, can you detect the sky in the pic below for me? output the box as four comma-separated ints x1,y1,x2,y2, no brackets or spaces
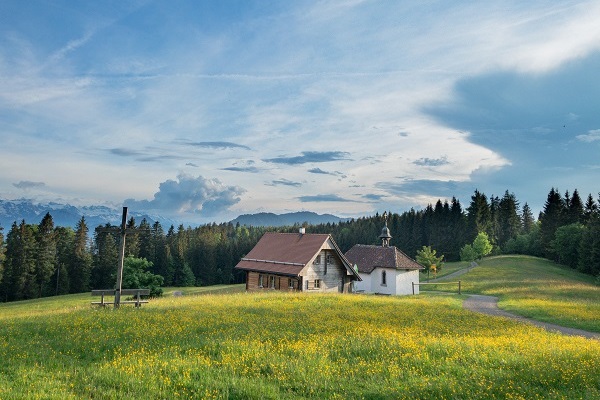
1,0,599,224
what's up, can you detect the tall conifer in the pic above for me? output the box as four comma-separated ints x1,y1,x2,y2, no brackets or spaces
521,202,535,233
36,213,57,297
497,191,521,248
539,188,566,259
70,217,92,293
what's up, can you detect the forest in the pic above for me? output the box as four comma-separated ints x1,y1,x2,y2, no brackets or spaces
0,187,599,302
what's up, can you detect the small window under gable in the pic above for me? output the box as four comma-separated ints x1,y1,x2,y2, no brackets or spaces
381,270,387,286
313,255,321,265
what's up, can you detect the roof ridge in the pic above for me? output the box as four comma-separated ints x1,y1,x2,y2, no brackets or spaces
264,232,330,235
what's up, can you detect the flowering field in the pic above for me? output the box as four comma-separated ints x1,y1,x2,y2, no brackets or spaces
0,290,599,399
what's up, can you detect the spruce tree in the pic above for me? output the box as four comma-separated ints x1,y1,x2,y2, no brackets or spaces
70,217,92,293
92,224,119,289
497,191,521,249
539,188,566,259
151,221,169,280
566,189,584,224
521,203,535,234
137,218,153,261
3,221,37,301
448,197,466,261
36,213,57,297
124,217,140,257
0,226,5,285
583,193,597,223
466,190,491,243
53,226,74,295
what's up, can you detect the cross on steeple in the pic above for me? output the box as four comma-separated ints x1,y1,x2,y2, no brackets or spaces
379,211,392,247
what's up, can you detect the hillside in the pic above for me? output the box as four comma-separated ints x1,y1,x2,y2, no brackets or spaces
430,255,600,332
0,257,599,399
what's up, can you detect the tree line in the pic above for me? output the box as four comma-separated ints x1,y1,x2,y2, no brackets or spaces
0,187,598,302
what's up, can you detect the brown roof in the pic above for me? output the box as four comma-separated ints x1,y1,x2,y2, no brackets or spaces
235,232,360,279
344,244,424,274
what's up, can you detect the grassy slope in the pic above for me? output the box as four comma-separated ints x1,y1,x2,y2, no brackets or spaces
431,255,600,332
0,260,598,399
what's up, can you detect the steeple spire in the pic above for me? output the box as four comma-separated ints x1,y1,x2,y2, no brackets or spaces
379,211,392,247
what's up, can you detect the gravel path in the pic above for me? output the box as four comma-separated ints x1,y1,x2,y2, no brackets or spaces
463,294,600,340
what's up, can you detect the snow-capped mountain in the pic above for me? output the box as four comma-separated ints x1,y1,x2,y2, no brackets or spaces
0,199,179,230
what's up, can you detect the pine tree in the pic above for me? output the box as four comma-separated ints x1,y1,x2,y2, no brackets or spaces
583,193,597,223
137,218,153,261
566,189,584,224
70,217,92,293
578,194,600,275
448,197,466,261
466,190,491,243
539,188,566,259
53,226,74,295
124,217,140,257
0,226,5,287
497,191,521,249
36,213,57,297
488,195,500,246
3,221,37,301
92,224,119,289
521,202,535,233
151,221,169,281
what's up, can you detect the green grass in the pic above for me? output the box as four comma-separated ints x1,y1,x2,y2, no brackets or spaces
0,293,598,399
0,261,599,399
420,260,472,280
432,255,600,332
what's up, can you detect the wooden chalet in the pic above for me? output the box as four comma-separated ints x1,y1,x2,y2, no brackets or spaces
235,229,361,293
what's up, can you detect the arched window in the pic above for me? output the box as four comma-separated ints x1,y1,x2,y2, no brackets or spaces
381,270,387,286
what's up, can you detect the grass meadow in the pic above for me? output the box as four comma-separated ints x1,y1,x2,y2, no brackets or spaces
0,257,599,399
429,255,600,332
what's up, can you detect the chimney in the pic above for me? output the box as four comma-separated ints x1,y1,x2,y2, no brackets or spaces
299,227,306,235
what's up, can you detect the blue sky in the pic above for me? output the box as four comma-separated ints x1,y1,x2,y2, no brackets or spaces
1,0,599,224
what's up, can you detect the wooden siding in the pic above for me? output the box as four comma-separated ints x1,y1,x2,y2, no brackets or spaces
245,271,300,292
301,250,348,293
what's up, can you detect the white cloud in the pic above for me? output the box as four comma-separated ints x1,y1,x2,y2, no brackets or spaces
576,129,600,143
125,174,246,218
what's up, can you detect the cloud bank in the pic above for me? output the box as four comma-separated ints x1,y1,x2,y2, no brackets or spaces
125,174,245,217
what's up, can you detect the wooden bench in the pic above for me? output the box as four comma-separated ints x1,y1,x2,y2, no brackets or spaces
91,289,150,307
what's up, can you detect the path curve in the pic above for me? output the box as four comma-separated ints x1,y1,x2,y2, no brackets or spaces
463,294,600,340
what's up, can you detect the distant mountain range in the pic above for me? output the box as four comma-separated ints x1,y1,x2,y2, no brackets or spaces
230,211,350,227
0,199,350,231
0,199,178,230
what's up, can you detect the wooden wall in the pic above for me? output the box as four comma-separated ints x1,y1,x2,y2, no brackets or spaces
245,271,300,292
301,250,348,293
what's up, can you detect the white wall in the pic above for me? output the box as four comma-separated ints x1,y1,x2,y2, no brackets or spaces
356,268,420,295
355,272,371,293
395,269,420,295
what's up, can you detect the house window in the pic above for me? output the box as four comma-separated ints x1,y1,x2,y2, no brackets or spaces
381,270,387,286
314,279,321,289
258,274,264,288
313,255,321,265
326,255,334,264
269,275,275,288
288,278,294,289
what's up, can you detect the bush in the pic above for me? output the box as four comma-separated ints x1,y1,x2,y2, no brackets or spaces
120,256,164,297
